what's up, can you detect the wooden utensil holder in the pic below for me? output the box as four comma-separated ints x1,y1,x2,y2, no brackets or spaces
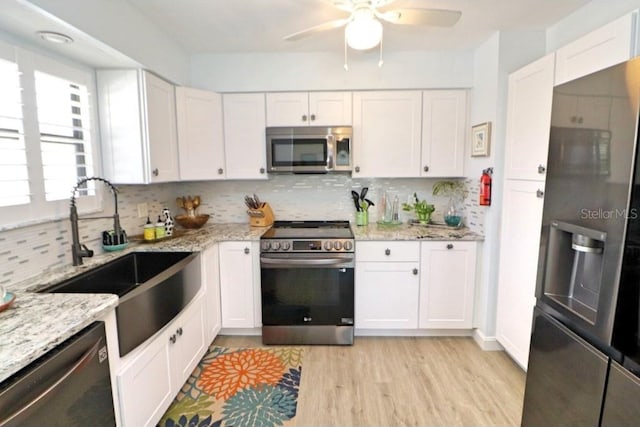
247,203,275,227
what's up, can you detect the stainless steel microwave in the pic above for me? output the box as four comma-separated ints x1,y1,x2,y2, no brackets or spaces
266,126,352,173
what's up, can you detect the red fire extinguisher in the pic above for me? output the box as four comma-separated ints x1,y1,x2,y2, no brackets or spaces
480,167,493,206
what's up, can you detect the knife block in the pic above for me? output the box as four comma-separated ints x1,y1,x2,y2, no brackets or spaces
247,203,275,227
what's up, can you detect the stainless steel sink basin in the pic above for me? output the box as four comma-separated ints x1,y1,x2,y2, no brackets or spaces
40,251,201,356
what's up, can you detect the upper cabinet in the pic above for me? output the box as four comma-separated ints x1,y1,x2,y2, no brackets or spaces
352,91,422,178
223,93,268,180
97,69,179,184
266,91,352,126
421,90,467,177
176,87,225,181
504,54,555,181
555,12,637,85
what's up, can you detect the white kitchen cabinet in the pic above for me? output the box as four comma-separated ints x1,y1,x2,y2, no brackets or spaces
201,244,222,343
117,293,207,427
419,241,476,329
97,69,179,184
176,87,225,181
266,91,352,126
555,12,637,86
352,91,422,177
355,241,420,329
223,93,268,179
421,90,467,177
496,180,545,369
504,53,555,181
219,241,261,328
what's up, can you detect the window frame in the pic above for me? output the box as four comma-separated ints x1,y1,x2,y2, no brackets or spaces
0,40,103,230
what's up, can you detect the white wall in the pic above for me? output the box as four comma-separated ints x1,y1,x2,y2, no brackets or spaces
25,0,191,84
190,50,474,92
546,0,640,51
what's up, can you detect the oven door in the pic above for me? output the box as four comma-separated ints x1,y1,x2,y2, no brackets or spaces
260,253,354,326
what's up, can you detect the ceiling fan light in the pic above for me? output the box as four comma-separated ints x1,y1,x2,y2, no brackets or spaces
345,16,383,50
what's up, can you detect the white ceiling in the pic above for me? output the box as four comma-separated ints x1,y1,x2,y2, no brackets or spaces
125,0,592,53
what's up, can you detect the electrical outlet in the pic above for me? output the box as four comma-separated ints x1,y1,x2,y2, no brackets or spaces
137,203,148,218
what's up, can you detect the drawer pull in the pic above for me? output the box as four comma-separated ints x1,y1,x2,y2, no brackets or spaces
385,248,391,256
412,268,418,275
169,334,177,344
446,244,454,250
244,247,250,254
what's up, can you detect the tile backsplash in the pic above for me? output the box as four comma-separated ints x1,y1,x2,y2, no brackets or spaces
0,175,484,286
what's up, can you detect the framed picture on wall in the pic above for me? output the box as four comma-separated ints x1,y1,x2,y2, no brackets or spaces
471,122,491,157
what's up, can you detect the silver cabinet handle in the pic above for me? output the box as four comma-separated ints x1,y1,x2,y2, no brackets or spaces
412,268,418,275
152,168,159,176
169,334,177,344
536,189,544,198
354,166,360,173
424,166,429,172
244,247,250,254
302,114,308,122
310,114,316,121
446,243,454,250
218,168,224,175
385,248,391,256
176,327,183,336
260,167,265,174
538,164,546,174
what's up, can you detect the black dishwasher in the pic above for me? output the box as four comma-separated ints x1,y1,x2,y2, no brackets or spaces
0,322,115,427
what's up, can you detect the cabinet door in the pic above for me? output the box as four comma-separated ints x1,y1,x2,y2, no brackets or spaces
219,241,256,328
419,241,476,329
266,92,309,126
504,53,555,181
308,92,352,126
169,296,208,391
201,244,222,342
495,179,545,369
421,90,466,177
223,93,268,179
352,91,422,177
176,87,225,180
143,71,179,183
118,332,173,427
555,12,636,85
355,261,419,329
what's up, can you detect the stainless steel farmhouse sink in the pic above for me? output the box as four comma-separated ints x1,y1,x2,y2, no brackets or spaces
40,251,200,356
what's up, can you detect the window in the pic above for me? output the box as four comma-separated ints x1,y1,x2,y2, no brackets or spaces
0,42,100,229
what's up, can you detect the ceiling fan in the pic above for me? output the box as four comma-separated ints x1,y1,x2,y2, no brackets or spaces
284,0,462,51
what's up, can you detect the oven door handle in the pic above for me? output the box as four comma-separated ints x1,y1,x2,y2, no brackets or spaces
260,256,353,268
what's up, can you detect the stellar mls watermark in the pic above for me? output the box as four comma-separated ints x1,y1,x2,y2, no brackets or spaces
580,208,638,220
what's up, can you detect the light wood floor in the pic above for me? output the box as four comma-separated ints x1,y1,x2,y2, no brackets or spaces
213,335,525,427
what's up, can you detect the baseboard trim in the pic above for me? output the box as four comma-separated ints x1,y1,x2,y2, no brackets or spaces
355,329,473,337
472,329,504,351
219,327,261,336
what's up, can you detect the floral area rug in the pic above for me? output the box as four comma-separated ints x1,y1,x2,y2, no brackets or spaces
158,345,304,427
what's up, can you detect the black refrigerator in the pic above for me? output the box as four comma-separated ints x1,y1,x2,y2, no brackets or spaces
521,57,640,426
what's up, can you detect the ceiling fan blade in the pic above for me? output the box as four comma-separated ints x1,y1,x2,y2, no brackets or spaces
284,18,351,41
378,8,462,27
329,0,396,12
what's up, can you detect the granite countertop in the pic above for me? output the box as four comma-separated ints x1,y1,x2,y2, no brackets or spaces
0,220,481,384
351,222,483,241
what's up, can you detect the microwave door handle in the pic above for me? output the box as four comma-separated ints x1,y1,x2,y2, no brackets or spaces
326,135,334,171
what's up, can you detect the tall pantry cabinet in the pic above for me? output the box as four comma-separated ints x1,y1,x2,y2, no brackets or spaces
496,53,555,369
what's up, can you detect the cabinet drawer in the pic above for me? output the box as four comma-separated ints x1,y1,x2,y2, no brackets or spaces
356,241,420,262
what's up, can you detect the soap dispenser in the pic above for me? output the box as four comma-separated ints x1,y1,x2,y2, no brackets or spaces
144,217,155,241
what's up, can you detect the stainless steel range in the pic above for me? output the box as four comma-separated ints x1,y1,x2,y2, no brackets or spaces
260,220,355,345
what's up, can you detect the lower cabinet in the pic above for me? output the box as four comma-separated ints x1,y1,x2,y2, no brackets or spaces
419,241,477,329
117,293,207,427
355,240,476,331
219,241,261,329
201,244,222,342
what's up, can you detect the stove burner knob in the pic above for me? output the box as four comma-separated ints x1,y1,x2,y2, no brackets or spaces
261,241,271,251
334,241,343,251
324,241,333,251
272,241,281,251
344,241,353,251
281,241,291,251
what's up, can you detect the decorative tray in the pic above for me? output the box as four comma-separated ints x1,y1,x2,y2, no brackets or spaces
408,219,463,229
129,230,188,243
0,292,16,313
